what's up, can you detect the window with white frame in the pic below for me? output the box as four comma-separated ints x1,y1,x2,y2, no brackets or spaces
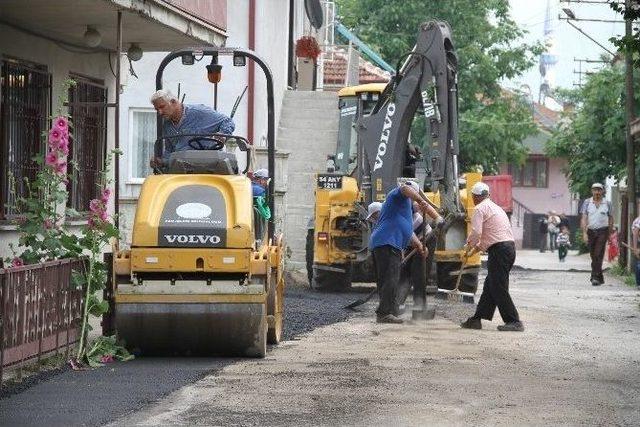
129,109,156,180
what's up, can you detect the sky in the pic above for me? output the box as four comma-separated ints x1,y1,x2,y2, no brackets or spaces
506,0,626,99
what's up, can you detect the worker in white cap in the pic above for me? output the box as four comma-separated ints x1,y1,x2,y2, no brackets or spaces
251,168,270,197
580,182,612,286
366,202,383,223
461,181,523,332
368,180,443,324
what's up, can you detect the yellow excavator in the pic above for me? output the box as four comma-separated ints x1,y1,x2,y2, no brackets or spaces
106,48,284,357
307,22,481,300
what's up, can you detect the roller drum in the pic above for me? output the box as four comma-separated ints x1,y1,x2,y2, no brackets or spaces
116,303,267,357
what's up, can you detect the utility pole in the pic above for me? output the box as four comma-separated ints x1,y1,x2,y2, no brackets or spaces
623,0,637,269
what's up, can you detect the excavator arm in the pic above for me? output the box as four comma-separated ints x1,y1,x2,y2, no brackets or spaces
356,21,461,217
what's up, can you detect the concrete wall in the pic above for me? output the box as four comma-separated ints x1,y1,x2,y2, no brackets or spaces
0,23,117,259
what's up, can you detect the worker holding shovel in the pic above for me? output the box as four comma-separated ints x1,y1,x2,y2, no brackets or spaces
460,182,524,332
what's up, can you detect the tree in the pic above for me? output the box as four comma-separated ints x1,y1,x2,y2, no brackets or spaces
336,0,543,172
547,64,640,197
609,0,640,67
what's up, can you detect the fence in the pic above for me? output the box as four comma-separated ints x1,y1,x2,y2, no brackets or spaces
0,258,85,388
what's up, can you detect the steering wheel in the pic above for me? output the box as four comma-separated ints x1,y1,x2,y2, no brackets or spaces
187,136,225,151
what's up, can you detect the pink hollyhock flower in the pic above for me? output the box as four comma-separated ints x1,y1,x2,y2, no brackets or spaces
44,219,54,229
59,144,69,156
49,128,63,145
100,354,114,364
99,210,109,222
89,199,102,213
58,137,69,151
45,151,59,167
100,188,111,204
54,116,69,132
54,161,67,175
11,257,24,268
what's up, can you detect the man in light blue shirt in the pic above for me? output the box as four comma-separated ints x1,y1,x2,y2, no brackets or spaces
150,90,235,167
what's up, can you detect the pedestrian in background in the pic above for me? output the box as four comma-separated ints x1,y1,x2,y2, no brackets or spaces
538,216,548,253
460,182,523,332
559,213,570,232
631,215,640,289
556,225,571,263
607,226,619,263
580,183,613,286
548,211,560,252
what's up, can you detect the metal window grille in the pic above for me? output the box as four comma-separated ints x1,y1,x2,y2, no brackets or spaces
67,76,107,212
0,58,51,220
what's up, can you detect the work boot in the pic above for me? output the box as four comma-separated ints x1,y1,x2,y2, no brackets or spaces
497,321,524,332
460,317,481,330
376,314,404,324
591,279,601,286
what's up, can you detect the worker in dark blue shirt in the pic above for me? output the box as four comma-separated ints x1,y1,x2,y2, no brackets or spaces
251,168,269,197
369,181,442,324
150,90,235,168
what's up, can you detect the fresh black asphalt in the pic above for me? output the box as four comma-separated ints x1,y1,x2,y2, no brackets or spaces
0,284,357,426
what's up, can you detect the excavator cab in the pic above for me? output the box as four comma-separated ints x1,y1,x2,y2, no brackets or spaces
330,83,386,175
106,48,285,358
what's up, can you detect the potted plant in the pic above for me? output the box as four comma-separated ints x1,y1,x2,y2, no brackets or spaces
295,36,321,63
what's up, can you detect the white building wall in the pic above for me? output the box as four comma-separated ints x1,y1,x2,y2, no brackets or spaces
0,24,116,259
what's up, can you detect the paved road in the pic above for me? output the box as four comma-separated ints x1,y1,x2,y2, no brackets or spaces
0,282,357,426
3,267,639,426
110,269,640,426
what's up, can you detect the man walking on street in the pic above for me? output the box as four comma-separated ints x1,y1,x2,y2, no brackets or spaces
369,181,442,324
461,182,523,332
581,183,613,286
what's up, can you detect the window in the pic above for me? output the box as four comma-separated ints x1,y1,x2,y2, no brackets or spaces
129,109,156,180
509,157,548,188
0,57,51,219
67,74,107,212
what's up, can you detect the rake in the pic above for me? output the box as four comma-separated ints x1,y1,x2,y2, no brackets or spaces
437,247,477,303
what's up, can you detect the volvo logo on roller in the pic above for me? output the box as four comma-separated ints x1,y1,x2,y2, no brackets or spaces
163,234,221,245
373,103,396,171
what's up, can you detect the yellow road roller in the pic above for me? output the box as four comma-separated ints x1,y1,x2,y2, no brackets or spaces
109,48,284,357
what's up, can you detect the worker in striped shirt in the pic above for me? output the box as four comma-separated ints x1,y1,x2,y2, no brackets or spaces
460,182,524,332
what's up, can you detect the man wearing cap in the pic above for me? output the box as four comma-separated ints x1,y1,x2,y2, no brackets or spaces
581,183,613,286
369,181,443,324
251,168,270,197
461,182,523,332
366,202,383,224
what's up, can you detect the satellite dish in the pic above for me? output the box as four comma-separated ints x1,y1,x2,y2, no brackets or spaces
305,0,324,30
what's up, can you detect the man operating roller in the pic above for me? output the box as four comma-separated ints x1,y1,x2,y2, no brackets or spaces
461,182,524,332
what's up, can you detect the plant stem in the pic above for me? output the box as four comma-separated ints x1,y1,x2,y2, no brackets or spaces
76,236,96,361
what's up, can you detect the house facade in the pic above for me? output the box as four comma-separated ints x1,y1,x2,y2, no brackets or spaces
116,1,314,245
499,102,579,248
0,0,227,260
